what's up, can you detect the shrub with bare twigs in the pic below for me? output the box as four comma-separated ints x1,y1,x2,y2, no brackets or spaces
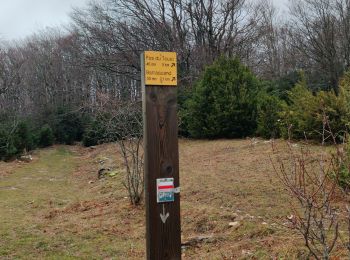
87,93,144,205
270,113,349,259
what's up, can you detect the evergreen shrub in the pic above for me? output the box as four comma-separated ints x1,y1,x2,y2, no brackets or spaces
184,57,260,139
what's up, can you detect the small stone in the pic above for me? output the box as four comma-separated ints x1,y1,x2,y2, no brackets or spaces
262,222,268,225
242,249,252,256
287,214,295,220
236,215,244,221
19,155,32,162
229,221,240,228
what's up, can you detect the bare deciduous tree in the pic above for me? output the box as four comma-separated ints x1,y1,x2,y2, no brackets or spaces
289,0,350,92
88,93,144,205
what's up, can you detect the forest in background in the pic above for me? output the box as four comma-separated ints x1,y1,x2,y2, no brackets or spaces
1,0,350,160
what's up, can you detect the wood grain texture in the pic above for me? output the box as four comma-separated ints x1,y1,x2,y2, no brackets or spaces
143,84,181,260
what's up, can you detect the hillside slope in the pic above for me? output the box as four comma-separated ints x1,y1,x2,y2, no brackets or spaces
0,139,347,259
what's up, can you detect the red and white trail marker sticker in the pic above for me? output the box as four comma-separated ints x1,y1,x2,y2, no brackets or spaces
157,178,174,203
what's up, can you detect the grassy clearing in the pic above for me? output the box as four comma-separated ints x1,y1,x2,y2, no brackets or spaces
0,146,143,259
0,139,348,259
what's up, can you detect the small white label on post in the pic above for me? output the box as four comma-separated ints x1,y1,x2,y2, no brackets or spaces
157,178,174,203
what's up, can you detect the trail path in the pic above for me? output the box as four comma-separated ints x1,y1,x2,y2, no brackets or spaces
0,147,87,258
0,145,143,259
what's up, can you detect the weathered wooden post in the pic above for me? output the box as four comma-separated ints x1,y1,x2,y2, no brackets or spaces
141,51,181,260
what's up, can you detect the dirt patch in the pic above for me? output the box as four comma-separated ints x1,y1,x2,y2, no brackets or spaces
44,199,114,219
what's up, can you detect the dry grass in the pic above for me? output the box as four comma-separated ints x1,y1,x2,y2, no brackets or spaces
0,139,348,259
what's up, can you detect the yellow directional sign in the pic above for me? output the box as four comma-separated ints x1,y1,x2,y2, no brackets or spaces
144,51,177,86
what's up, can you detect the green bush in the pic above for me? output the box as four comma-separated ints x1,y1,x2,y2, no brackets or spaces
274,71,301,100
339,70,350,122
338,164,350,191
82,118,108,147
333,135,350,191
14,121,36,152
178,87,192,137
0,108,90,160
38,125,54,147
183,57,260,139
256,93,285,139
280,74,350,141
0,127,17,161
0,119,36,160
52,108,85,145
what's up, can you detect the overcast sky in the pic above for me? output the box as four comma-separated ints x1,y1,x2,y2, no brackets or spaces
0,0,289,41
0,0,90,41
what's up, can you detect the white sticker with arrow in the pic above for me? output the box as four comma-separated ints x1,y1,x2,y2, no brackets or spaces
160,204,170,224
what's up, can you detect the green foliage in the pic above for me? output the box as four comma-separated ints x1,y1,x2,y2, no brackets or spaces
0,128,17,161
38,125,54,148
0,107,88,160
52,108,85,145
335,72,350,190
0,118,36,160
338,164,350,191
339,70,350,116
256,93,285,139
270,71,302,100
183,57,260,139
0,107,91,160
279,74,350,141
82,117,108,147
333,135,350,191
14,121,36,152
279,77,318,139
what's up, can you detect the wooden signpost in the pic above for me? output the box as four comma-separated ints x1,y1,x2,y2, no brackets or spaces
141,51,181,260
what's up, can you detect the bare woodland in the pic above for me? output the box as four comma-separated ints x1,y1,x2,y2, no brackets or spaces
0,0,349,116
